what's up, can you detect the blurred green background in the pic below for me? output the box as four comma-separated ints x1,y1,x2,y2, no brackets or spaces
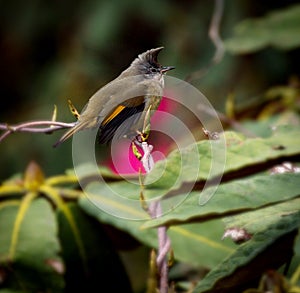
0,0,299,180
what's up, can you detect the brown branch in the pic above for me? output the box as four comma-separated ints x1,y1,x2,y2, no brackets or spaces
209,0,225,64
185,0,225,83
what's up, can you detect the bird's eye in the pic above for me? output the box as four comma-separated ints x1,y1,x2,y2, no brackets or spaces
149,67,158,73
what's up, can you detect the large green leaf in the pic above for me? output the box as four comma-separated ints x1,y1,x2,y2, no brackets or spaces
79,191,236,268
57,203,132,293
79,183,157,244
192,211,300,293
143,173,300,228
223,197,300,234
78,125,300,267
168,221,236,268
225,4,300,53
144,125,300,200
0,198,64,292
77,126,300,213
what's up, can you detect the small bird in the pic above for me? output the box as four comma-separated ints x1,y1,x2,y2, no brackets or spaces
54,47,174,147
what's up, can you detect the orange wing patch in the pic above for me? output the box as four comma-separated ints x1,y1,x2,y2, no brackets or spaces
102,105,126,125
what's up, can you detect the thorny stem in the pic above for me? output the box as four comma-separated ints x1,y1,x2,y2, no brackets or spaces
137,140,171,293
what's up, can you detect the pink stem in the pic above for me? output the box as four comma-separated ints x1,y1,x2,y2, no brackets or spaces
139,141,171,293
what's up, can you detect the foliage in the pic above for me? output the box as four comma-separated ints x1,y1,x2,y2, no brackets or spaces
1,2,300,293
225,4,300,53
0,162,131,292
1,117,300,292
78,124,300,292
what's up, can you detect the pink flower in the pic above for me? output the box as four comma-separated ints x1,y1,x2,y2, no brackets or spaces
105,93,177,175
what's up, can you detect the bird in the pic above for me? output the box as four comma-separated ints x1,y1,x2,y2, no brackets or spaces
54,47,175,147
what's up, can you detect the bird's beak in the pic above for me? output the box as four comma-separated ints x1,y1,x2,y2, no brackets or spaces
160,66,175,74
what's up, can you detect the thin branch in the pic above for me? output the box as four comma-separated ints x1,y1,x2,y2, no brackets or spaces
0,121,75,143
209,0,225,64
185,0,225,83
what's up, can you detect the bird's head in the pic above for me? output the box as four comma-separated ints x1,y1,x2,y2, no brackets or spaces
132,47,175,79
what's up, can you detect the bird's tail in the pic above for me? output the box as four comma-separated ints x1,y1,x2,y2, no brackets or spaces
53,122,87,147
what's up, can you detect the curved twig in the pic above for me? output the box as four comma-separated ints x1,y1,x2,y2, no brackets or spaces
209,0,225,63
185,0,225,83
0,121,75,143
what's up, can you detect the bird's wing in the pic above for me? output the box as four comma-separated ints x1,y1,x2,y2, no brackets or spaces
95,77,148,121
97,79,164,143
98,100,145,144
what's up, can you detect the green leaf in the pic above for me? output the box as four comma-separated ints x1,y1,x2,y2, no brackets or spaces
0,198,64,292
81,180,146,219
79,183,161,247
57,203,132,293
223,197,300,234
40,185,87,274
241,112,300,138
192,211,300,293
144,125,300,200
168,221,236,268
143,173,300,229
79,125,300,267
79,193,236,268
225,4,300,53
6,192,38,261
